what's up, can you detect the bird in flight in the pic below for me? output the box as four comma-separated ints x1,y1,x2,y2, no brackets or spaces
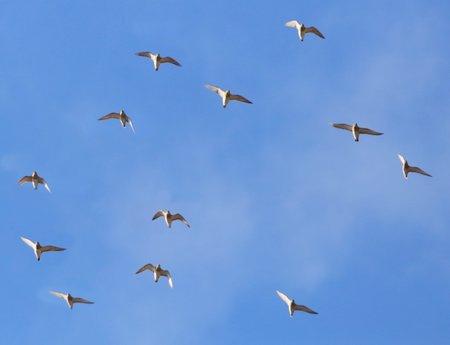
136,263,174,288
98,109,135,133
204,84,252,108
285,20,325,41
18,171,51,192
152,210,190,228
49,291,94,309
276,290,318,317
331,123,383,141
398,154,432,179
135,51,181,71
20,236,65,261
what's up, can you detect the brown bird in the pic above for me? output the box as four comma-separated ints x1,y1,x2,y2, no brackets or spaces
18,171,51,192
136,263,174,288
152,210,190,228
205,84,252,108
98,109,135,133
276,290,318,317
285,20,325,41
49,291,94,309
20,236,65,261
332,123,383,141
398,154,432,179
135,51,181,71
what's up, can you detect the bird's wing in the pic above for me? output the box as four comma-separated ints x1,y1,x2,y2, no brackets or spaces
160,56,181,66
229,94,252,104
20,236,36,249
18,176,32,185
49,291,67,300
136,263,155,274
127,118,135,133
205,84,222,95
305,26,325,39
294,304,318,314
160,270,174,288
135,51,153,58
409,166,432,177
398,154,406,165
285,20,299,28
98,113,121,121
72,297,94,304
38,178,51,193
276,290,291,306
359,127,383,135
172,213,190,227
152,210,164,220
41,245,66,253
332,123,352,131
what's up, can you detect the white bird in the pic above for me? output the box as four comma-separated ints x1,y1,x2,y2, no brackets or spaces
49,291,94,309
135,51,181,71
152,210,190,228
136,263,174,288
20,236,65,261
18,171,51,192
398,154,432,179
332,123,383,141
276,290,318,317
204,84,252,108
285,20,325,41
98,109,135,133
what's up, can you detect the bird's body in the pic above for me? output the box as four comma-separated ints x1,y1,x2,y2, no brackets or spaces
98,109,135,132
398,154,432,179
135,51,181,71
152,210,190,228
20,236,65,261
18,171,51,192
204,84,252,108
285,20,325,41
332,123,383,141
136,263,174,288
49,291,94,309
276,290,318,317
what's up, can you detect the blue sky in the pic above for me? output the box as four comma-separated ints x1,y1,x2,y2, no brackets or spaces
1,0,449,344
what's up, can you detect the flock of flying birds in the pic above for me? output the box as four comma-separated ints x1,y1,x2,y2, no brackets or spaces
18,19,432,317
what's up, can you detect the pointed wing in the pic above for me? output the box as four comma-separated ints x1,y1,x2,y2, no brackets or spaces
332,123,352,131
127,118,135,133
229,94,252,104
152,210,164,221
398,154,406,165
172,213,190,227
276,290,291,306
205,84,222,95
41,245,66,253
409,166,432,177
359,127,383,136
50,291,67,300
72,297,94,305
305,26,325,39
98,113,121,121
135,51,153,58
38,177,51,193
285,20,299,28
160,56,181,66
160,270,174,288
136,263,155,274
294,304,318,314
18,176,32,185
20,236,36,249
